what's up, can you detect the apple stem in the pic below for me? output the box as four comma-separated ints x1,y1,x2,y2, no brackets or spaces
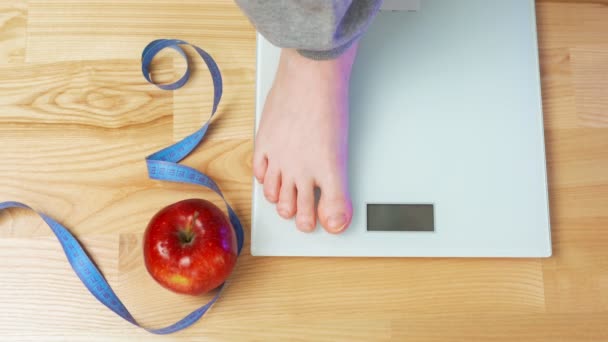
178,230,195,244
186,212,199,232
178,211,199,245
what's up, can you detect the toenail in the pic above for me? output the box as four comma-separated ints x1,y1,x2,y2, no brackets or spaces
278,207,290,217
299,221,314,231
328,215,347,231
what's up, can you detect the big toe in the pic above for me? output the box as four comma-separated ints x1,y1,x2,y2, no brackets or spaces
317,184,352,234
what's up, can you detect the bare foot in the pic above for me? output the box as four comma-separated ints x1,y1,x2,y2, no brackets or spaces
253,44,358,233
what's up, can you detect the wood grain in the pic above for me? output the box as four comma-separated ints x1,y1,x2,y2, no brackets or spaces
570,47,608,127
0,0,26,64
1,0,607,341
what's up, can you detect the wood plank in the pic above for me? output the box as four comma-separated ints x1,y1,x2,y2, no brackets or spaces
0,236,127,339
570,47,608,127
2,230,546,337
389,312,608,342
0,0,26,64
536,1,608,50
0,58,174,128
539,48,577,130
546,128,608,220
172,48,255,142
26,0,255,63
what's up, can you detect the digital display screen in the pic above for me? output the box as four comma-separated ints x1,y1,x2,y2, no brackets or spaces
367,204,434,232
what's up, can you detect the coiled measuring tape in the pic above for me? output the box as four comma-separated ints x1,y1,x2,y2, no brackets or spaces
0,39,244,334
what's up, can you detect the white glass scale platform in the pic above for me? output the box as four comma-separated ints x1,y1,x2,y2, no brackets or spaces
251,0,551,257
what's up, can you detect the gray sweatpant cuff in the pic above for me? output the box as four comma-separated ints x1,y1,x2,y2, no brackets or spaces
296,38,357,60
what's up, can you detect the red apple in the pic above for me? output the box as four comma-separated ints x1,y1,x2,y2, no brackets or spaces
143,198,237,295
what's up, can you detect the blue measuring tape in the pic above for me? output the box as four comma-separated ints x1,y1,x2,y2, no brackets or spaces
0,39,244,334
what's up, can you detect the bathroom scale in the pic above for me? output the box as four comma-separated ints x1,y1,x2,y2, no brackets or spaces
251,0,552,257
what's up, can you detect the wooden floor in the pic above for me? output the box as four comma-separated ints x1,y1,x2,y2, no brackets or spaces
0,1,607,341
